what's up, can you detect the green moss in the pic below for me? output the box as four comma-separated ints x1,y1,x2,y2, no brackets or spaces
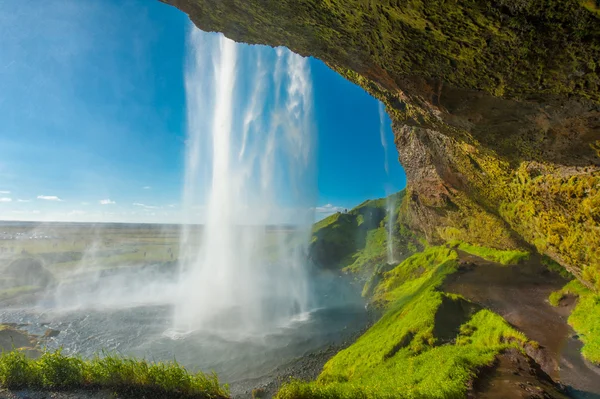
448,241,529,265
0,350,229,398
542,256,575,280
276,247,529,399
182,0,600,102
571,293,600,364
500,168,600,288
436,190,520,251
580,0,600,16
549,280,600,363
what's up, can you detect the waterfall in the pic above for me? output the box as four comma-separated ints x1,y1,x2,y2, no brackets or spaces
174,28,315,335
378,101,396,265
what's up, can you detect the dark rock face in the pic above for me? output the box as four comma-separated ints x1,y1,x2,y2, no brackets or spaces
161,0,600,288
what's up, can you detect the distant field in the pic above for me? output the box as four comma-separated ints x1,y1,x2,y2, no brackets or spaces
0,221,304,299
0,222,186,276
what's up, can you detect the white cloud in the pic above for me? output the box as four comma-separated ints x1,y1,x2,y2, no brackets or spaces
0,191,10,194
10,209,40,215
81,202,90,205
0,197,12,203
315,204,345,213
142,186,151,190
68,210,86,216
17,199,30,202
99,199,116,205
133,202,159,209
38,195,62,201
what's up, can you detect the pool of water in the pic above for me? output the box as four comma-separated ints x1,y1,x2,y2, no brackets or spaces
0,267,368,387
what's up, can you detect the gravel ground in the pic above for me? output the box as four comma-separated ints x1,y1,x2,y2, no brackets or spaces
0,389,115,399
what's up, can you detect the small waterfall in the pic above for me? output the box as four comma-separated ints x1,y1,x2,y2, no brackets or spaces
175,28,315,335
378,101,396,265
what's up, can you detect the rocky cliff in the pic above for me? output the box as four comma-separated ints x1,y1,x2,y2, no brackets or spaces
162,0,600,289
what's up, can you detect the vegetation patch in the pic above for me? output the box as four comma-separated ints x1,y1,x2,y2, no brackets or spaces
0,350,229,398
0,286,40,300
371,247,458,306
549,280,600,364
448,241,529,265
310,191,422,275
542,256,575,280
276,247,530,399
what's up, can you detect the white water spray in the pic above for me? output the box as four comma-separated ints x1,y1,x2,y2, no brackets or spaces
175,29,315,335
378,101,396,265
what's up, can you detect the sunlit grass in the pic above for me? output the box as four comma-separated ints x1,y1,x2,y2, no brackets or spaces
0,350,229,398
549,280,600,364
276,247,529,398
448,241,529,265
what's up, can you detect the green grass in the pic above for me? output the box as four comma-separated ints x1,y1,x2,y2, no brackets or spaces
0,350,229,398
310,191,422,277
343,227,388,275
371,247,458,306
549,280,600,364
309,197,389,270
277,306,527,399
542,256,575,280
448,241,529,265
0,286,40,300
276,247,529,399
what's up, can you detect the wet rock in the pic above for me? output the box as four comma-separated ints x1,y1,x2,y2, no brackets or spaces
471,348,569,398
0,325,37,352
43,329,60,338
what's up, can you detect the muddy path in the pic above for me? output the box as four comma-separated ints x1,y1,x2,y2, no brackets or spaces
443,252,600,399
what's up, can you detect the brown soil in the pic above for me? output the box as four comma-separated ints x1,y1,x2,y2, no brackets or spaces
471,348,569,399
443,252,600,399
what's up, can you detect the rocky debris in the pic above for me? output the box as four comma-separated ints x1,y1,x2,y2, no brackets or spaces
0,389,115,399
230,320,375,399
0,325,37,353
43,329,60,339
470,348,569,399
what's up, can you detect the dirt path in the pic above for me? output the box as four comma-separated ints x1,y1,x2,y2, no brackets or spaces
443,252,600,399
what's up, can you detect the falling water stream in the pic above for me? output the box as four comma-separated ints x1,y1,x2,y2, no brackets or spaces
378,102,396,265
174,30,315,335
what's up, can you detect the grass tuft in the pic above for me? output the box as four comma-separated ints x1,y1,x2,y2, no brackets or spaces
0,350,229,398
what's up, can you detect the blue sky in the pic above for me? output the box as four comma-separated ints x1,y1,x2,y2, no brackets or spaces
0,0,405,223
